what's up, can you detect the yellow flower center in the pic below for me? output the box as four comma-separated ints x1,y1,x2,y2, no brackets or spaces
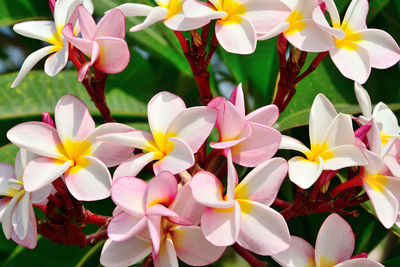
305,142,333,162
213,0,246,24
284,11,306,35
144,131,175,160
57,139,92,173
363,173,388,193
317,257,337,267
333,25,361,50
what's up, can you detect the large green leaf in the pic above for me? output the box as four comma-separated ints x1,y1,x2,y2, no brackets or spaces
92,0,190,75
0,0,51,26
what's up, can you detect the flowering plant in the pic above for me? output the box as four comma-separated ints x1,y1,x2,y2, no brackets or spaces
0,0,399,266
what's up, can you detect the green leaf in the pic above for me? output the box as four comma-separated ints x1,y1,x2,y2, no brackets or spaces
92,0,190,75
0,0,51,26
0,144,19,164
362,201,400,238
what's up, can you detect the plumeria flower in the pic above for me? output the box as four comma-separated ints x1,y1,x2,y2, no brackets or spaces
280,94,366,189
0,149,52,248
115,0,215,32
313,0,400,83
272,213,383,267
190,151,291,255
354,82,400,147
259,0,336,52
7,94,134,201
98,91,216,177
62,5,130,82
182,0,291,54
11,0,94,88
208,83,281,167
101,172,224,266
357,120,400,229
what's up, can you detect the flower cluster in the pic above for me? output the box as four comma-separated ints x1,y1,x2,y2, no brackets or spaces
2,0,400,266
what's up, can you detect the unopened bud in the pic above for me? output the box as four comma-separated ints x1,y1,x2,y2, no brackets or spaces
191,30,202,47
42,112,56,128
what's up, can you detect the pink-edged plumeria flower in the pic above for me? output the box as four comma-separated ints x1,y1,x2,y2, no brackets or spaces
208,83,281,167
101,172,225,266
313,0,400,83
62,5,130,82
357,121,400,229
280,94,366,189
272,213,383,267
354,82,400,146
98,91,216,177
259,0,335,52
116,0,216,32
182,0,291,54
11,0,94,88
190,151,291,255
0,149,52,248
7,94,134,201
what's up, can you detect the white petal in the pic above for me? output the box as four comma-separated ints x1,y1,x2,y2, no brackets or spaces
288,156,323,189
272,236,315,267
113,153,157,180
309,94,337,144
323,145,366,170
12,192,31,240
280,135,310,154
130,6,168,32
153,237,179,267
13,21,57,43
342,0,368,32
11,46,54,88
44,44,68,76
115,3,153,17
354,82,372,119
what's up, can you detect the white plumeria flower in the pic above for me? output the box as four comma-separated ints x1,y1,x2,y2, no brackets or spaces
272,213,383,267
259,0,336,52
11,0,94,88
183,0,291,54
280,94,366,189
7,95,134,201
99,91,216,178
0,150,51,249
354,82,400,147
313,0,400,83
115,0,213,32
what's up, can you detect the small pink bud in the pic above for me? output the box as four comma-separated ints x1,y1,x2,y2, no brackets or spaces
351,252,368,259
42,112,55,128
49,0,56,16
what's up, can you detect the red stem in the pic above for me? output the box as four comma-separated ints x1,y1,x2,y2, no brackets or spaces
273,198,291,209
329,175,363,198
85,230,108,245
81,210,111,226
232,243,267,267
294,51,329,84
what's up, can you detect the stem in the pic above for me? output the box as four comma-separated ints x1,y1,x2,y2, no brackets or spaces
232,243,267,267
85,230,108,246
329,175,363,198
272,198,291,209
81,210,111,226
294,51,329,84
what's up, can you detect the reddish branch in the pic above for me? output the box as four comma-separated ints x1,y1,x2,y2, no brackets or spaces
69,46,115,122
273,34,328,113
232,243,268,267
174,26,217,105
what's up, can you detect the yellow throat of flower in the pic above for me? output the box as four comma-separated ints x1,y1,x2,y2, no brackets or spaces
213,0,246,24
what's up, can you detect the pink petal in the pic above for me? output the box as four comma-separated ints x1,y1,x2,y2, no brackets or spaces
167,107,216,153
153,137,194,175
358,29,400,69
153,236,179,267
30,184,52,204
236,200,290,255
95,9,126,39
342,0,368,32
11,203,37,249
208,97,246,142
100,237,152,267
147,215,162,256
84,123,134,167
329,46,370,84
190,171,234,208
111,176,146,216
78,61,91,82
11,46,54,88
336,258,384,267
246,104,279,127
209,123,251,150
242,0,291,34
108,212,147,241
229,83,245,116
98,130,155,151
7,122,66,160
200,201,241,246
169,184,204,225
312,6,345,39
93,37,130,74
55,94,95,143
285,20,334,52
226,151,238,201
2,192,22,238
12,192,31,240
76,5,96,39
354,82,372,119
0,163,16,196
144,171,177,210
130,6,169,32
147,204,190,226
113,153,157,180
148,92,186,136
215,15,257,54
231,123,281,167
315,213,355,265
62,24,93,56
288,156,323,189
23,156,72,192
272,235,315,267
257,22,289,40
235,157,287,205
171,226,225,265
64,155,111,201
309,93,337,144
